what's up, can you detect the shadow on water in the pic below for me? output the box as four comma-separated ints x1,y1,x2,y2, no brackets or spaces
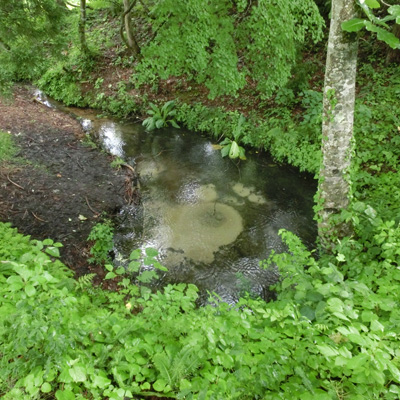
34,90,317,304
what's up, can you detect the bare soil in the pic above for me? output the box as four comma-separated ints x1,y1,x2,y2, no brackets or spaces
0,85,131,279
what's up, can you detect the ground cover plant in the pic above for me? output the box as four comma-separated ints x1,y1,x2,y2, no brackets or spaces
1,199,400,399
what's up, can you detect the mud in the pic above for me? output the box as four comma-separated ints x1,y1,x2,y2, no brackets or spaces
0,85,131,279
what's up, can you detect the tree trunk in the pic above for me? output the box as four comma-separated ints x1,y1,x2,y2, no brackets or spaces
121,0,141,57
79,0,89,55
317,0,358,250
386,24,400,64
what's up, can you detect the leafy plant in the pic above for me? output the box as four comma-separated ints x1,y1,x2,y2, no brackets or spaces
110,156,125,169
76,273,97,292
220,114,247,160
2,219,400,399
87,221,114,264
142,101,180,131
342,1,400,49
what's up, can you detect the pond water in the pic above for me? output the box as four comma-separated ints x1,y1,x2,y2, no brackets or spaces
35,90,317,304
94,119,317,304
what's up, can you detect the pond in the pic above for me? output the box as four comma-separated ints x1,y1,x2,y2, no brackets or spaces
35,90,317,304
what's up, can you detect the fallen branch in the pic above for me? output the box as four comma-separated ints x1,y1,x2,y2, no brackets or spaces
85,196,100,216
7,174,24,190
31,211,46,222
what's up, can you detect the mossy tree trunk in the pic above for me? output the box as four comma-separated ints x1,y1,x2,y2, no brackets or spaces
318,0,358,250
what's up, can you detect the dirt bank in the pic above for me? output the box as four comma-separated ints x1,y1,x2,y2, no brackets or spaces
0,85,132,278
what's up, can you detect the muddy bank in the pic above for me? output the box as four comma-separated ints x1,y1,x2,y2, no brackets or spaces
0,85,132,278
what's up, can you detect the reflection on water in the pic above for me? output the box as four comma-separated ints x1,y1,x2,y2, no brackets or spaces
87,120,317,304
98,122,125,157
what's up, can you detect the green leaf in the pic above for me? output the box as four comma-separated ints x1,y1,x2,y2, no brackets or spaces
45,246,60,258
130,249,141,260
41,382,52,393
376,28,400,49
55,390,75,400
25,284,37,297
336,253,346,262
363,21,400,48
128,261,140,272
115,266,126,275
138,270,157,283
342,18,366,32
169,119,180,129
388,362,400,382
69,365,86,382
153,261,168,272
105,271,117,280
221,144,231,158
388,5,400,23
93,375,112,389
300,306,315,321
229,141,240,159
153,379,167,392
145,247,158,257
239,146,246,160
365,0,380,9
316,344,339,357
370,319,384,332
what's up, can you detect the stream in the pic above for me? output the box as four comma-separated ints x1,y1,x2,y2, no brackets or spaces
35,90,317,304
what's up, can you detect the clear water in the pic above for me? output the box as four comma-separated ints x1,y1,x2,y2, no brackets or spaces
95,120,317,304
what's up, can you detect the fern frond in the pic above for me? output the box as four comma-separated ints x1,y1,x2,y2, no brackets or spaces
153,352,173,387
171,344,201,385
76,273,96,290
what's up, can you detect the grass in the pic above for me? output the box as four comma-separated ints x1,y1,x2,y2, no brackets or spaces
0,130,17,162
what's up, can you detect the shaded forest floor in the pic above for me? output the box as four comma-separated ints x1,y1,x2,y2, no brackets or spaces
0,85,131,281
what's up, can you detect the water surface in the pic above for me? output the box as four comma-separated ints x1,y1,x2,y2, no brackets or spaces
95,121,317,303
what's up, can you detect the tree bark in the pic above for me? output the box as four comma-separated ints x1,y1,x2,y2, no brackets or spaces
79,0,89,55
121,0,141,57
386,24,400,64
318,0,358,250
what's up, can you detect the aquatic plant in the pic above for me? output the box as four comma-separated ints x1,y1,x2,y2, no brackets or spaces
220,114,247,160
142,100,180,131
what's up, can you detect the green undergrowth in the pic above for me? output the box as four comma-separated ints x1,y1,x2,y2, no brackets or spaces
0,130,17,162
1,209,400,399
351,63,400,222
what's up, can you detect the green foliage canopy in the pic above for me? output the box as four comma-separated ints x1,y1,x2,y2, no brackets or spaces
0,0,68,90
136,0,324,98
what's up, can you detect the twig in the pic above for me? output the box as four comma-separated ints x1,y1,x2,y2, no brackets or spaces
122,163,135,173
85,196,100,216
7,174,24,190
31,211,46,222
